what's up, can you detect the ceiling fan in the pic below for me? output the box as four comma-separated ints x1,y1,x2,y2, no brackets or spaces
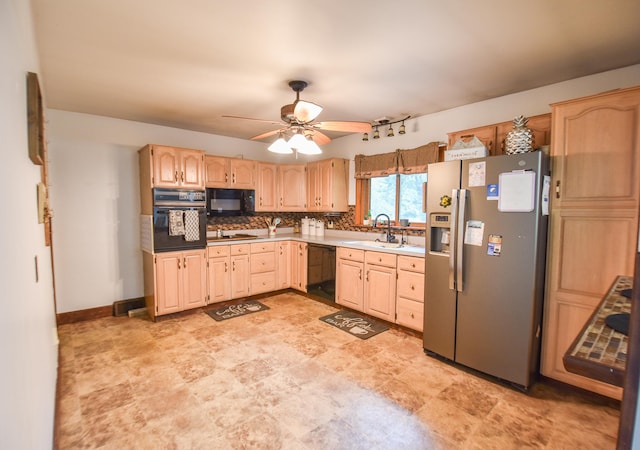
223,80,372,154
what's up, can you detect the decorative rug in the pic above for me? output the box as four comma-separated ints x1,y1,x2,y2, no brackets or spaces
319,311,388,340
205,301,270,322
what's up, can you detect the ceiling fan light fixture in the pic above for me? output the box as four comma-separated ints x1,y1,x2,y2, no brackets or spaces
399,120,406,134
387,125,394,137
362,132,369,141
373,126,380,139
294,100,323,123
268,137,293,154
296,135,322,155
287,132,308,149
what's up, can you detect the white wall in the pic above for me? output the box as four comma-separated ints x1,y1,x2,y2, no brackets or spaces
0,0,58,448
47,112,274,313
322,65,640,204
48,65,640,315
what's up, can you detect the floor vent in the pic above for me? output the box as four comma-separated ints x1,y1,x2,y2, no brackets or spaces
113,298,145,317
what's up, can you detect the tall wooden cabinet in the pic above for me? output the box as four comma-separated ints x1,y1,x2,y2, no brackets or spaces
541,86,640,399
256,163,278,211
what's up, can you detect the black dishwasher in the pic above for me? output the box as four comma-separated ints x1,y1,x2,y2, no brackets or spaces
307,244,336,302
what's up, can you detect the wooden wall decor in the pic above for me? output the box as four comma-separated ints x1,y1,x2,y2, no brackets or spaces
27,72,45,165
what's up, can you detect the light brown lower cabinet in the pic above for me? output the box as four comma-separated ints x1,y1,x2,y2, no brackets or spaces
250,241,277,295
290,241,308,292
336,248,365,310
207,245,231,304
145,249,207,319
276,241,291,290
395,255,425,331
230,244,250,299
364,251,397,322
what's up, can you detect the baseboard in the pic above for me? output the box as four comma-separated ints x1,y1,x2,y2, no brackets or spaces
56,305,112,325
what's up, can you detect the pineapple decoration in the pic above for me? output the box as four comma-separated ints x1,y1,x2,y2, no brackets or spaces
505,115,534,155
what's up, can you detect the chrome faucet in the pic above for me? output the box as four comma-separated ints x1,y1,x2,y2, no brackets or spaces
374,213,396,243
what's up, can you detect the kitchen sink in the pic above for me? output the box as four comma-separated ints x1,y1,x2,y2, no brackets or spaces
340,240,419,250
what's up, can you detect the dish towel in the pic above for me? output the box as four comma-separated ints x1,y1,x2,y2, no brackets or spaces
168,210,185,236
184,210,200,242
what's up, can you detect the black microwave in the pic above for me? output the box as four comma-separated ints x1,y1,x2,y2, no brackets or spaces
206,188,255,217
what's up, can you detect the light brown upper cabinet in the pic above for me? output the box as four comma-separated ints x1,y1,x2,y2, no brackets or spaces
447,113,551,157
141,144,205,189
541,86,640,400
278,164,307,211
307,158,349,212
205,155,257,189
256,162,278,211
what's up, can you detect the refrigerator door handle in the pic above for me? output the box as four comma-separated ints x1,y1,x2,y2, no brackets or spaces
456,189,468,292
449,188,458,290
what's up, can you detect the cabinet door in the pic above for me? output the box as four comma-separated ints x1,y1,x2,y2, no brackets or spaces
205,155,230,188
180,149,205,189
256,163,278,211
152,146,180,188
306,162,320,211
230,254,250,299
336,258,364,310
231,159,257,189
182,250,207,309
290,242,307,291
319,159,348,212
276,241,291,289
155,252,182,315
279,164,307,211
365,263,396,322
208,256,231,304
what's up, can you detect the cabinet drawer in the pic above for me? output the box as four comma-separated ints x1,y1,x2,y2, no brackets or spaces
250,241,276,253
397,255,424,273
251,272,276,295
396,298,424,332
230,244,250,256
207,245,230,258
365,251,397,268
337,247,365,262
250,252,276,273
397,270,424,302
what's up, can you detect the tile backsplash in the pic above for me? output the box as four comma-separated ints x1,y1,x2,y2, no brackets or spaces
207,206,425,236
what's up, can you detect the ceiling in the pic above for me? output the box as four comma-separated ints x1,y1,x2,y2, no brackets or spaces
31,0,640,144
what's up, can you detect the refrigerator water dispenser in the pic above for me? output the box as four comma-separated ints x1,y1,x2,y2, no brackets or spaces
429,213,451,254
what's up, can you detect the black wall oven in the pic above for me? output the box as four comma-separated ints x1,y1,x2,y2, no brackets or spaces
153,189,206,252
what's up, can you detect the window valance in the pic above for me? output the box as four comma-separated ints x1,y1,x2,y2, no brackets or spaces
354,141,440,178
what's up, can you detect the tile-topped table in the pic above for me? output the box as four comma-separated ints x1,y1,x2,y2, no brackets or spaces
563,275,632,387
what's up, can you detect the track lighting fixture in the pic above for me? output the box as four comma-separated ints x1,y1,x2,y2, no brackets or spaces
364,116,410,141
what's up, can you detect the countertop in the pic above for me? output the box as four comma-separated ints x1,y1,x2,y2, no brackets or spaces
206,229,426,257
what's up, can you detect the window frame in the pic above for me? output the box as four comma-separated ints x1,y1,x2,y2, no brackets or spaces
356,174,426,228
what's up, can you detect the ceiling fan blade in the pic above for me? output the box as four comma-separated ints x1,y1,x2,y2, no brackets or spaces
311,131,331,145
222,115,283,125
294,100,323,123
250,128,283,141
315,121,372,133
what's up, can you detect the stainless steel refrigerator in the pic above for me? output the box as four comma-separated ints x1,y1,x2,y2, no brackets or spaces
423,151,550,389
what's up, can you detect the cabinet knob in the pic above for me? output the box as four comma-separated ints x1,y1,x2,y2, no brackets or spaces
410,312,415,318
410,285,415,290
411,263,415,268
174,171,178,182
